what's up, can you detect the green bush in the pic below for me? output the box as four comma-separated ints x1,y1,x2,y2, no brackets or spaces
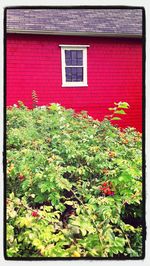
6,102,143,258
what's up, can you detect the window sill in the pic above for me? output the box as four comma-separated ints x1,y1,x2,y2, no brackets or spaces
62,84,88,88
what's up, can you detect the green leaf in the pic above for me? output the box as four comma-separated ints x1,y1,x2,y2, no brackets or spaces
114,110,126,115
60,178,72,191
81,228,87,236
76,207,81,215
56,203,66,212
126,248,138,256
65,201,73,205
118,171,132,182
39,182,51,193
110,246,119,254
111,117,121,120
19,217,32,228
33,238,42,247
35,194,47,203
21,179,30,190
118,102,129,109
9,192,15,200
114,237,125,248
50,192,60,206
108,108,117,111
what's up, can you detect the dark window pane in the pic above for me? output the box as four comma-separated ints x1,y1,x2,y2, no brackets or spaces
65,67,83,82
76,51,83,65
65,50,83,66
66,58,72,65
65,50,71,59
66,67,72,82
65,51,72,65
72,68,77,82
72,59,77,65
72,68,77,75
72,51,77,59
77,50,82,59
77,58,83,66
76,67,83,81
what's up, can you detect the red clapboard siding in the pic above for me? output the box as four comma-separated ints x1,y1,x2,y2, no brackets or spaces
6,34,142,131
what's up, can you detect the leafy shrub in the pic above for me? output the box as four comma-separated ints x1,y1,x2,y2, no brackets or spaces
6,102,143,258
106,101,130,121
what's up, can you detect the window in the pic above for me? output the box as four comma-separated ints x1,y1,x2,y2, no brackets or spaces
59,45,89,87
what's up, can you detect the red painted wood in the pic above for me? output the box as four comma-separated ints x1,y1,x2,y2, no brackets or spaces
6,34,142,131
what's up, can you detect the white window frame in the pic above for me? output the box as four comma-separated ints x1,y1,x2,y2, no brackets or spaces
59,45,90,87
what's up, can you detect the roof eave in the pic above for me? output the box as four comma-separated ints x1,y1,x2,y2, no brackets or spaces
6,29,142,38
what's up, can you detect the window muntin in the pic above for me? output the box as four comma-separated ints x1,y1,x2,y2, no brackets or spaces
60,45,89,87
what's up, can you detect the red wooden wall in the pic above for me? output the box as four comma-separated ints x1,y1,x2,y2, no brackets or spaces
6,34,142,131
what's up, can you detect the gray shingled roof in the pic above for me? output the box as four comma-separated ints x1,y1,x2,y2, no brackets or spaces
6,8,143,37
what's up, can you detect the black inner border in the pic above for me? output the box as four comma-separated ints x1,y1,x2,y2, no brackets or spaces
3,5,146,261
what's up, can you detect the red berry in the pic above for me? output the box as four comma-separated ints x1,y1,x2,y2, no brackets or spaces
19,175,25,181
107,190,112,195
31,211,39,217
102,182,108,187
104,187,111,195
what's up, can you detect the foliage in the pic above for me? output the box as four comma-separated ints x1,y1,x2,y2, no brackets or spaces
107,101,130,121
6,102,143,258
32,90,38,108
